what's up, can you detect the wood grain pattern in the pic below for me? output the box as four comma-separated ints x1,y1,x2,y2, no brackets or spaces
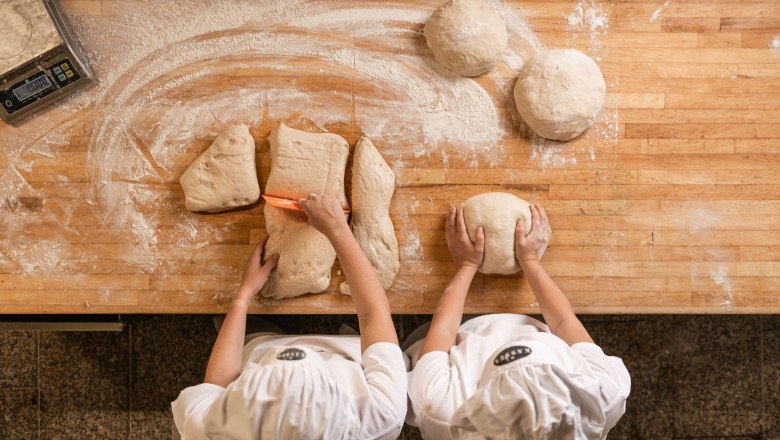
0,0,778,314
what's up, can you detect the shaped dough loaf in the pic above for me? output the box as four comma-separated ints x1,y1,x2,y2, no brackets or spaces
261,124,350,299
424,0,508,77
513,49,606,141
339,137,399,296
461,192,545,275
179,125,260,213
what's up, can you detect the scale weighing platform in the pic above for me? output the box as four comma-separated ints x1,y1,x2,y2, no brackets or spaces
0,0,93,125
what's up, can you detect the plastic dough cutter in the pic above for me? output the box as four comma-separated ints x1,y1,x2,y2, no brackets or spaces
262,195,350,214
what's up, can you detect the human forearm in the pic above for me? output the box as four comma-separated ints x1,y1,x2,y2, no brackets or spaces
418,265,476,358
521,260,592,345
329,225,397,350
204,290,251,386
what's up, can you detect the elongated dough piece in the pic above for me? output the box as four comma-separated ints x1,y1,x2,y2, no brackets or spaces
340,137,399,295
261,124,350,299
179,125,259,213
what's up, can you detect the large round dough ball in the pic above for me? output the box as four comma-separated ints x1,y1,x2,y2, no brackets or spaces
424,0,508,77
461,192,540,275
513,49,606,141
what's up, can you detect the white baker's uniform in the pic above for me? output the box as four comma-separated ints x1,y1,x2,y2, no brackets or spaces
405,314,631,440
172,335,407,440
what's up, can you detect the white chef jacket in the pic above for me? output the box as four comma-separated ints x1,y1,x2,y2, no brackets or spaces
405,314,631,440
172,335,407,440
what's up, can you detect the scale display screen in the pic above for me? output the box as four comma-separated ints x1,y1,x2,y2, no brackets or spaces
2,58,85,119
12,75,54,102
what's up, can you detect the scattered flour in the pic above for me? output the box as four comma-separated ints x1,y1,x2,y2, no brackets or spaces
563,0,609,58
529,136,578,170
650,1,672,23
709,266,733,308
771,36,780,54
489,0,543,56
401,231,423,261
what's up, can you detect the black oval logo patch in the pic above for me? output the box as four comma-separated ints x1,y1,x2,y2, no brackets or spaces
493,346,532,366
277,348,306,361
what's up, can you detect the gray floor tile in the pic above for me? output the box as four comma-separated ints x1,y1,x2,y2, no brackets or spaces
401,423,423,440
263,314,314,334
670,316,764,437
584,316,675,440
0,388,38,440
130,415,173,440
764,315,780,436
400,314,430,344
130,316,215,413
673,437,765,440
310,313,359,335
39,331,130,439
0,331,38,388
3,314,775,439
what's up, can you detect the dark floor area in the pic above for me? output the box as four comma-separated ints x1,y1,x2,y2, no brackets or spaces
1,314,778,439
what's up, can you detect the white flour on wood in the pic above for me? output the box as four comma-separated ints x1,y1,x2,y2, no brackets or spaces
0,0,546,294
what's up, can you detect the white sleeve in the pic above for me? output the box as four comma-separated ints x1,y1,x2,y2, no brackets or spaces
361,342,408,440
407,351,461,440
170,383,225,440
571,342,631,429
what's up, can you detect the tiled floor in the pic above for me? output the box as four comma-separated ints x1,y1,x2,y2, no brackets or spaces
0,315,778,439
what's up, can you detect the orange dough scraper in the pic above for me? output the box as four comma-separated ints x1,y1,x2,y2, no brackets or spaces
262,195,350,214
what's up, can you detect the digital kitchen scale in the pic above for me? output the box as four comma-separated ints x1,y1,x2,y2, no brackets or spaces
0,0,93,125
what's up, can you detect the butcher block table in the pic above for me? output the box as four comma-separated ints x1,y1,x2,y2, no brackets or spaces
1,0,778,314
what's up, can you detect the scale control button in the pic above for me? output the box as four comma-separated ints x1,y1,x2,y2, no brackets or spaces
65,70,74,78
53,66,62,74
60,63,70,70
4,100,12,108
58,74,67,81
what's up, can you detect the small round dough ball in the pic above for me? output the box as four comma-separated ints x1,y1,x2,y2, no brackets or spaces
461,192,540,275
424,0,508,77
513,49,606,141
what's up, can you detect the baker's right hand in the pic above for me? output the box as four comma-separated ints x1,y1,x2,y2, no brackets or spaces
515,203,551,266
299,193,350,239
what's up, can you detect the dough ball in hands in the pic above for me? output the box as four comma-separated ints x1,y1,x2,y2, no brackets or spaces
461,192,542,275
179,125,260,213
513,49,606,141
425,0,508,77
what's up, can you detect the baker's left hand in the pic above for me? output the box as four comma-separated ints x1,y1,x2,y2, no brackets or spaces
236,236,279,301
445,206,484,270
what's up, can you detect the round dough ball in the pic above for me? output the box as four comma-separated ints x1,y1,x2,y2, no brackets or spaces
424,0,508,77
513,49,606,141
461,192,541,275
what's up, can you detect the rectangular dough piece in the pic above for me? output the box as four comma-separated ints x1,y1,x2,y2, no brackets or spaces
339,137,399,296
263,124,349,207
261,124,350,299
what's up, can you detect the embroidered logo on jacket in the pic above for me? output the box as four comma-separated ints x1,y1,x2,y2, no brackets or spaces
277,348,307,361
493,346,532,366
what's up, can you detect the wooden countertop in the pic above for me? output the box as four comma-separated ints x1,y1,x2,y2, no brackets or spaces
1,0,778,314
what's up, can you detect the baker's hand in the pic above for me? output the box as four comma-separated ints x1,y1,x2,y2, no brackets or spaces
515,203,551,266
236,236,279,301
299,193,350,239
446,206,484,270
